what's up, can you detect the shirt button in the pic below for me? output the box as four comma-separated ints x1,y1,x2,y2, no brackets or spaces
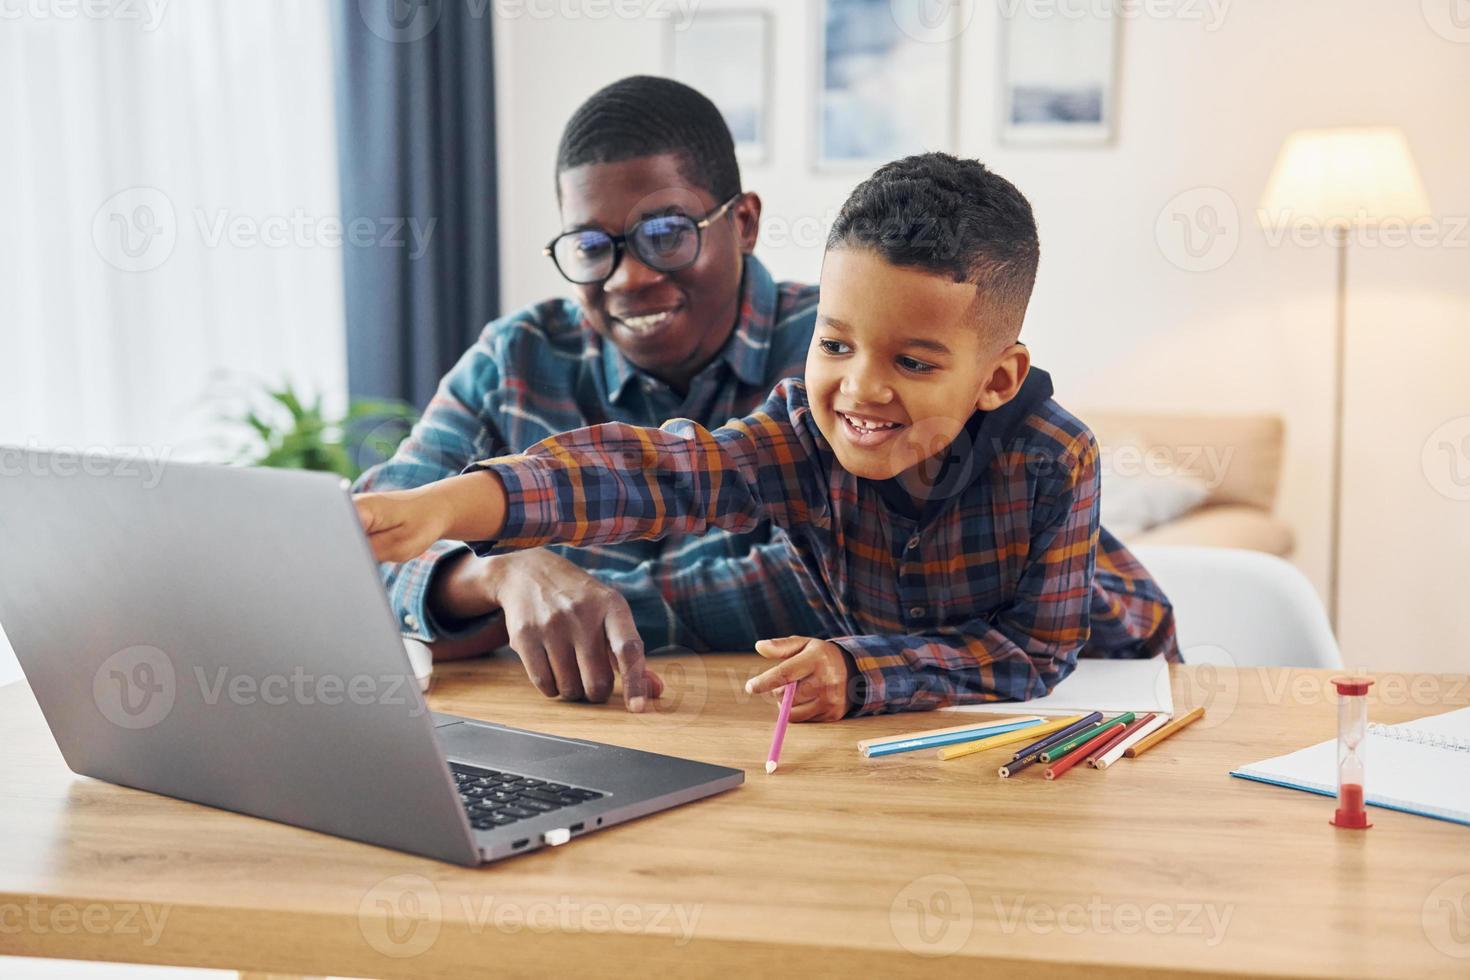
404,614,419,631
906,535,921,550
909,606,925,618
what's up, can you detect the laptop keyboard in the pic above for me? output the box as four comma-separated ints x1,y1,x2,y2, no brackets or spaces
449,762,605,831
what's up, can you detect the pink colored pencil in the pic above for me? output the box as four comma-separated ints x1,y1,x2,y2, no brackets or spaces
766,683,797,774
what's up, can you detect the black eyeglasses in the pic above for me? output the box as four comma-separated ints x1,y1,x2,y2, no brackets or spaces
543,194,742,286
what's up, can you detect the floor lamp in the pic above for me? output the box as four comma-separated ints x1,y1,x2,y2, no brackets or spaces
1258,127,1431,635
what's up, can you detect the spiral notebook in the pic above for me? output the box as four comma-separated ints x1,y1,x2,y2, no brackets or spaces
1230,706,1470,827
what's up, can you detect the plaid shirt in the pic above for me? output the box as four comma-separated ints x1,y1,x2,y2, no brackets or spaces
355,255,830,650
468,369,1179,715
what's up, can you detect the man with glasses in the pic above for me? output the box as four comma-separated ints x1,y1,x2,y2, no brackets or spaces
355,76,829,711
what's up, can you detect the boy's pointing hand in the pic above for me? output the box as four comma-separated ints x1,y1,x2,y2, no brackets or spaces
354,488,451,564
747,636,857,723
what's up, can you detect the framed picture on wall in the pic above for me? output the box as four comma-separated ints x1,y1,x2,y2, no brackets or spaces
814,0,957,170
667,10,771,165
999,5,1118,145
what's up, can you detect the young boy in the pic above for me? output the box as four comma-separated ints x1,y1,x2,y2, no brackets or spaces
355,152,1178,721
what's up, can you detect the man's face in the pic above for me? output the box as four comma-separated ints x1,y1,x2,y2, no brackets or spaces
556,153,758,391
807,248,1005,481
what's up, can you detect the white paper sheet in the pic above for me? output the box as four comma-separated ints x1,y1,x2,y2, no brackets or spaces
942,656,1175,717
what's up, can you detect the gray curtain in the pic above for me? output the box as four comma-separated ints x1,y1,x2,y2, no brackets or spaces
331,0,501,408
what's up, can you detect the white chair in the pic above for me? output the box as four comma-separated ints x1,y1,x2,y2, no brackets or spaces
1129,545,1342,669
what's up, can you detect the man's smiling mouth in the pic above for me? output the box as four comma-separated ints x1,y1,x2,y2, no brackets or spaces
613,306,682,334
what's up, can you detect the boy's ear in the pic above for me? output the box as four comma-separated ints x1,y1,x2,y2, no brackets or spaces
975,343,1031,412
733,191,762,255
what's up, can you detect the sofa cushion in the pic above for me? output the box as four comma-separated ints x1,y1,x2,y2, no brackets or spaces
1083,412,1284,512
1100,468,1211,537
1118,504,1295,556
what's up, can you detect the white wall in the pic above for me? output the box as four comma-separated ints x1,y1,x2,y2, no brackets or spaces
494,0,1470,673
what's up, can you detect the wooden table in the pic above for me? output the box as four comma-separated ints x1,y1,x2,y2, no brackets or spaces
1,657,1467,979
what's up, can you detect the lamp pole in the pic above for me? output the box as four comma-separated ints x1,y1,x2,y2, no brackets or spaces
1327,223,1348,636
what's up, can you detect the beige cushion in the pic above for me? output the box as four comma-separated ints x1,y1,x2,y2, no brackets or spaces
1082,412,1284,512
1118,504,1295,556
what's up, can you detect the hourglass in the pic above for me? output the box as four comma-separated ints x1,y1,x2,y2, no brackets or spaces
1329,675,1374,830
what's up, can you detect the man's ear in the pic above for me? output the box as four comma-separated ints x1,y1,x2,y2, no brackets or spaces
733,191,762,255
975,343,1031,412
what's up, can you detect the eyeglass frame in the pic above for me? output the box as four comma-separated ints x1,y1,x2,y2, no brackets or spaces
542,193,744,286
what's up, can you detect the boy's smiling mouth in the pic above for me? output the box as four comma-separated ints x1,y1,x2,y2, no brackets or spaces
836,409,907,448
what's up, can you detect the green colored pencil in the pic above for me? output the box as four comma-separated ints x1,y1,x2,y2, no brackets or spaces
1039,712,1137,762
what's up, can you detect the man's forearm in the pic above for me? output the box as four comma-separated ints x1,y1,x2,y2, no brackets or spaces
424,552,510,660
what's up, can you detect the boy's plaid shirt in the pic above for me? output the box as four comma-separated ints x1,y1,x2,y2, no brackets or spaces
355,255,830,650
468,371,1180,715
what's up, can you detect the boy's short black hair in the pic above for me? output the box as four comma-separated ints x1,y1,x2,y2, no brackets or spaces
556,75,741,202
826,152,1040,340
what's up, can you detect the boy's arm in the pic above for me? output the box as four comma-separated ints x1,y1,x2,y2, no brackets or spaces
357,382,823,564
832,437,1101,715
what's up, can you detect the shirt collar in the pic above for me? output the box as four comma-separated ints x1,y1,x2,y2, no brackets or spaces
596,254,779,407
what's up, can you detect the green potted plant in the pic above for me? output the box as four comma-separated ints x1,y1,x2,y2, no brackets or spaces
226,381,417,480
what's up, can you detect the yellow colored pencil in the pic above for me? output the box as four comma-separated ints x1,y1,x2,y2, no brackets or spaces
937,714,1084,761
1124,706,1206,758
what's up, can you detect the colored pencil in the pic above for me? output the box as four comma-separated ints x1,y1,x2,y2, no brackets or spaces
1009,712,1103,764
999,751,1044,778
857,715,1041,752
862,718,1042,758
1094,714,1169,769
938,715,1082,761
1125,706,1205,758
1086,713,1156,767
1044,721,1126,780
765,682,796,774
1040,712,1136,763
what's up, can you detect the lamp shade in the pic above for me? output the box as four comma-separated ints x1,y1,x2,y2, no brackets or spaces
1258,126,1431,228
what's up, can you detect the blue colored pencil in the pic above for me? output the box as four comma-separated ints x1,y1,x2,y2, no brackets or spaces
861,718,1043,757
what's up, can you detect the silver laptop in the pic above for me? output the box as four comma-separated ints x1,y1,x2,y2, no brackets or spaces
0,448,742,866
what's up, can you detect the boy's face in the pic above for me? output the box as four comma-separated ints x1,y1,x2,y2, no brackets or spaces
808,248,1026,482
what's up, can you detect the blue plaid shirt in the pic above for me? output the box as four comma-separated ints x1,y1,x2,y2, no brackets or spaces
355,255,830,650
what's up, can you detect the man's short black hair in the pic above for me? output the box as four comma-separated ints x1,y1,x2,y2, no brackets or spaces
826,152,1040,339
556,75,741,202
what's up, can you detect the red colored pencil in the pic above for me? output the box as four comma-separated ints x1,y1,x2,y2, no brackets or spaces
1086,713,1156,767
1045,721,1125,780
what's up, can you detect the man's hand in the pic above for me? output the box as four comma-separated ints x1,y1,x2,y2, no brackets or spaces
433,550,664,712
355,488,452,564
745,635,855,723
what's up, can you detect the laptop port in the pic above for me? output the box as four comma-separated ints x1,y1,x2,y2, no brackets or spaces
569,822,584,832
512,838,529,849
